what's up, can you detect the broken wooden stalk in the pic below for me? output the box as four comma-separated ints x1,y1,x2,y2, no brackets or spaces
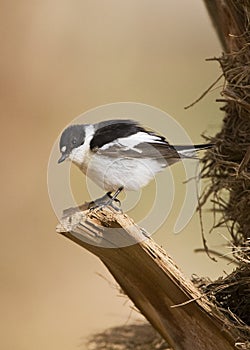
56,205,237,350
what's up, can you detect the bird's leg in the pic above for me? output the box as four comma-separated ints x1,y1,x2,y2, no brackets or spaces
110,187,124,201
88,187,124,211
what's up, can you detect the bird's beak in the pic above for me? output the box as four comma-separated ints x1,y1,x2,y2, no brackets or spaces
58,153,68,163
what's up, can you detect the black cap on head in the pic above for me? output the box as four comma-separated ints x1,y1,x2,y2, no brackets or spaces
58,124,86,163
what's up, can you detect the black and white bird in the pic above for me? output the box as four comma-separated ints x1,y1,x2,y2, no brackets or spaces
58,119,212,207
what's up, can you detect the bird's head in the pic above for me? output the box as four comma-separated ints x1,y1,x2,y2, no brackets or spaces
58,124,86,163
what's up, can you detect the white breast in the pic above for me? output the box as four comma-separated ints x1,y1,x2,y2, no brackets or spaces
86,154,165,191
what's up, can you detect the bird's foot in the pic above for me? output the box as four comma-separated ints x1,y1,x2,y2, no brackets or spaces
88,192,122,212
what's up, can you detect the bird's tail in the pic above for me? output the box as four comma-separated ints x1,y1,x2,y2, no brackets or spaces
194,143,214,151
174,143,214,159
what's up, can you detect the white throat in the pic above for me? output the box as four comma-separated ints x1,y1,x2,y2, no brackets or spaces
69,124,95,172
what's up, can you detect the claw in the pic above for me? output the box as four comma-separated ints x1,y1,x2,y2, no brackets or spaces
88,190,123,212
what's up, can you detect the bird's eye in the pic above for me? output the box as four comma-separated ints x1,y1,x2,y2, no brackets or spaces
72,138,77,145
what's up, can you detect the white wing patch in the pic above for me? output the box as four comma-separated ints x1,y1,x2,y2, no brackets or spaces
100,132,165,153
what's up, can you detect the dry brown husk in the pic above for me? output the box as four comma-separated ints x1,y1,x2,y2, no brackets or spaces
198,4,250,346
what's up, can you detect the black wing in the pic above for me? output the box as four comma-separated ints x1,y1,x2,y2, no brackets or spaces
90,120,145,150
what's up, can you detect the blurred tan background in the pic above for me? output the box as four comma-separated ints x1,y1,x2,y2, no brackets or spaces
0,1,231,349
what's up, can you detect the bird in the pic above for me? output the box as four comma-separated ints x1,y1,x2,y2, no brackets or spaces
58,119,213,208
